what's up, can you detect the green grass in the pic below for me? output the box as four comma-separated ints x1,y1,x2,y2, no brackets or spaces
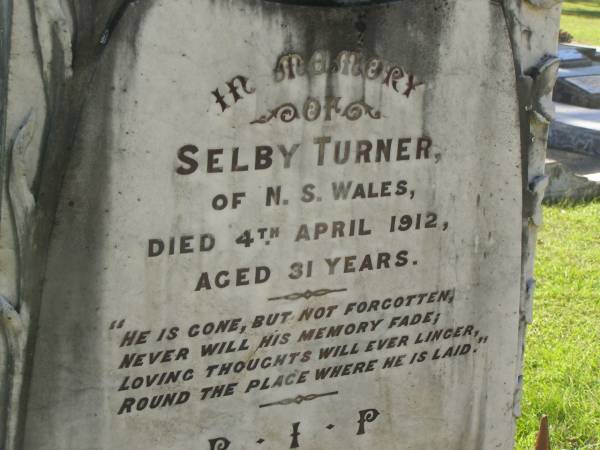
516,201,600,449
561,1,600,46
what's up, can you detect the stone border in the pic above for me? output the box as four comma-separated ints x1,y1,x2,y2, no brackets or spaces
549,120,600,157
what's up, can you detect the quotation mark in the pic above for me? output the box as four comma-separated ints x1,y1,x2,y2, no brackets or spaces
109,319,125,330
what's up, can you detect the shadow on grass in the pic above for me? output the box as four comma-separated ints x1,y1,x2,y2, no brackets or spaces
543,198,600,208
562,9,600,18
562,0,600,19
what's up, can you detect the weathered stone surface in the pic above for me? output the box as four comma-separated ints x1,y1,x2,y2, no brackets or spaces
0,1,560,449
544,149,600,203
545,162,600,203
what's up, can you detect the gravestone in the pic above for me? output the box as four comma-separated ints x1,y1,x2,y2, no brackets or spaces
551,45,600,156
554,75,600,108
557,44,593,68
0,1,560,449
554,47,600,108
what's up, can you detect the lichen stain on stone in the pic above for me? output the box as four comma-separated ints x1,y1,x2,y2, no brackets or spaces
206,0,451,75
12,4,156,446
257,0,456,176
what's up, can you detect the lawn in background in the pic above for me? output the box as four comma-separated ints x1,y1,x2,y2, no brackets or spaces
515,201,600,449
561,1,600,46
